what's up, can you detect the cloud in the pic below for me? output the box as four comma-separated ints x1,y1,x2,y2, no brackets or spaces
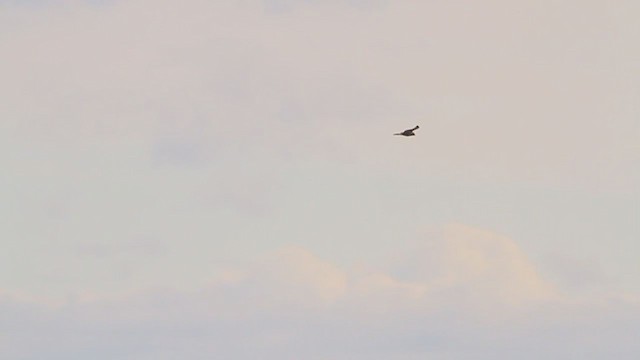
390,224,558,307
3,224,639,359
1,1,638,357
209,246,349,311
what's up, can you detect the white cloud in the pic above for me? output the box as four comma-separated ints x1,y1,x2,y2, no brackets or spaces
391,224,558,306
2,224,639,359
1,1,638,357
214,246,349,311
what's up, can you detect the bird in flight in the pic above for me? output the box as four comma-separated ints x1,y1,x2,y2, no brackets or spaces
394,125,419,136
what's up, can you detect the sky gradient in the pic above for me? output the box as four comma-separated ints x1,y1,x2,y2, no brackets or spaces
1,0,639,358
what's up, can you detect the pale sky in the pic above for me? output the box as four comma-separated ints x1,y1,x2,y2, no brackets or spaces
1,0,639,358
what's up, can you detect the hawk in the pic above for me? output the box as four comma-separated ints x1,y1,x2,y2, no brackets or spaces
394,125,419,136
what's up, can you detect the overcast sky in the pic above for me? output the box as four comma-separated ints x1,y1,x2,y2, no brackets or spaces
1,0,639,358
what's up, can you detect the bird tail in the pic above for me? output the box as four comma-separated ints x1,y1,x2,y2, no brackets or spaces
393,133,402,135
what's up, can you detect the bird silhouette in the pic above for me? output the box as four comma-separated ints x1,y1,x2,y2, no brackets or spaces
394,125,419,136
